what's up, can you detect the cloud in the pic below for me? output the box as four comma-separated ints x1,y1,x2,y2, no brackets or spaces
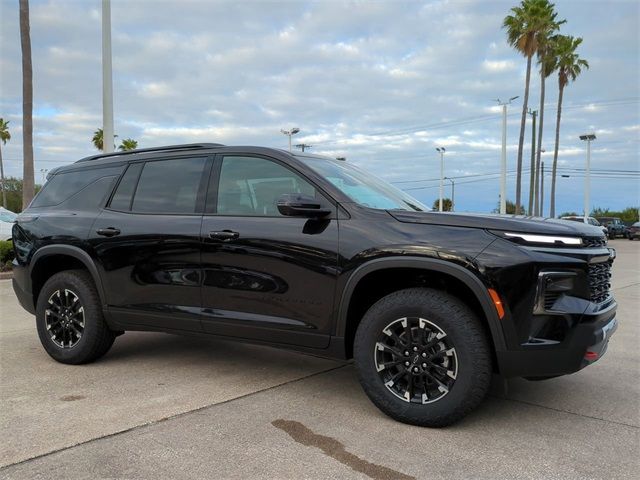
0,0,638,213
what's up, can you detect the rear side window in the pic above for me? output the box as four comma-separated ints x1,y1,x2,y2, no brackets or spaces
109,163,143,211
131,157,207,214
31,166,123,208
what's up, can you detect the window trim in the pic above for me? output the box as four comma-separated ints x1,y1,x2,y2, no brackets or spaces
105,155,213,216
205,153,336,219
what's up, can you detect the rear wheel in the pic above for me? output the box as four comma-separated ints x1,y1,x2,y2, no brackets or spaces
354,288,492,427
36,270,115,364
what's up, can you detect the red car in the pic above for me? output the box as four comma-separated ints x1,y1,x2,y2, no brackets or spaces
627,222,640,240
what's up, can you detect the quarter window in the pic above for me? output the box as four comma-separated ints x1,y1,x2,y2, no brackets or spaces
131,157,207,214
217,156,316,216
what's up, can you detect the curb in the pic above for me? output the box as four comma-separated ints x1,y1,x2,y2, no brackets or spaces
0,271,13,280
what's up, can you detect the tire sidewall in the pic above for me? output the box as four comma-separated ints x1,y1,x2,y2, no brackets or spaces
354,289,491,424
36,271,104,363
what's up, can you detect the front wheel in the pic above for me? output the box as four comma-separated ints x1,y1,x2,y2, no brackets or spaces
354,288,492,427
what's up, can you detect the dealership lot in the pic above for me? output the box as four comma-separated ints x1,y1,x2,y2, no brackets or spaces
1,240,638,479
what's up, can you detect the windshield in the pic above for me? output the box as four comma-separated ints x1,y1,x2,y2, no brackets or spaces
300,157,427,212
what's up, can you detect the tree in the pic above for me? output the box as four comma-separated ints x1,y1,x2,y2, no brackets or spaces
19,0,35,208
503,0,564,213
92,128,120,151
432,198,452,212
118,138,138,151
549,35,589,218
0,118,10,208
534,34,559,216
493,199,525,215
0,177,41,213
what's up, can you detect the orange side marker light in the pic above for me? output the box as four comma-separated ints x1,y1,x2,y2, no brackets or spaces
488,288,505,319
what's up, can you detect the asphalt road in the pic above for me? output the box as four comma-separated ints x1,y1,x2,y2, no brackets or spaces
1,240,638,479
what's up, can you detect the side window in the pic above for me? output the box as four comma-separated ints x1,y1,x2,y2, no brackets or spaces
217,156,316,216
131,157,207,214
109,163,143,211
31,166,123,208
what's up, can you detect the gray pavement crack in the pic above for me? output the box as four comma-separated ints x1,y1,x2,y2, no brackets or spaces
497,395,640,429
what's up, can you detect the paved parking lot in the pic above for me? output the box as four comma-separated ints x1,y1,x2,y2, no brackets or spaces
1,240,638,479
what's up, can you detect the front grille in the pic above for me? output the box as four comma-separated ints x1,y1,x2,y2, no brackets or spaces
544,291,561,310
583,236,607,248
588,261,612,304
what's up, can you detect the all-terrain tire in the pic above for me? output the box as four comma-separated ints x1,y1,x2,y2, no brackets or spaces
354,287,492,427
36,269,115,364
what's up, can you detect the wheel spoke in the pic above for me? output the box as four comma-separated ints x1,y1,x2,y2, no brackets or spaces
375,316,457,405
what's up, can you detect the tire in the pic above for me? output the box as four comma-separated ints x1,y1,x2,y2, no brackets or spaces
354,288,492,427
36,269,115,364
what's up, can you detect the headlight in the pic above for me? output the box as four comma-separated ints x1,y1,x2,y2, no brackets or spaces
494,231,582,246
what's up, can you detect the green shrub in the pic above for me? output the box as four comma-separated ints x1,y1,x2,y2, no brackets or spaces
0,240,15,265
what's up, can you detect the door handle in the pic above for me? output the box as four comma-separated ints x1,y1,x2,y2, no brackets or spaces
209,230,239,241
96,227,121,237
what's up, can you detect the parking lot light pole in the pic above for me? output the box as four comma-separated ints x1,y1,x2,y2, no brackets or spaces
579,134,596,220
496,96,518,214
444,177,455,211
102,0,114,153
436,147,445,211
281,128,300,152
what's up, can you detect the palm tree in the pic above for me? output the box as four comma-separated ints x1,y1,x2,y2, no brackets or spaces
19,0,35,209
0,118,10,208
118,138,138,151
503,0,564,213
93,128,118,151
534,35,559,216
549,35,589,218
92,128,104,151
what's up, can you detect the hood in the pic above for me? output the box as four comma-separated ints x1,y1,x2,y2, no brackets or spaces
388,210,604,237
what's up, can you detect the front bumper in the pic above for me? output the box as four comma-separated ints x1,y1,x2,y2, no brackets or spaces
496,300,618,378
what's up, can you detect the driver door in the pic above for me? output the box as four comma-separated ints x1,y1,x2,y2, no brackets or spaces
199,154,339,348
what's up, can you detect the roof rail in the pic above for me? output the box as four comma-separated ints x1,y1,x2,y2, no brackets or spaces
76,143,225,163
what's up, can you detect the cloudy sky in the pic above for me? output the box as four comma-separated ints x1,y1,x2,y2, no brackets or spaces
1,0,638,214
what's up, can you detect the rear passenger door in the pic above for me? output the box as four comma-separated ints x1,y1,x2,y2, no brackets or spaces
88,155,212,332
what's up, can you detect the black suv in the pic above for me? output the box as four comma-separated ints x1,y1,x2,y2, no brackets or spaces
12,144,618,427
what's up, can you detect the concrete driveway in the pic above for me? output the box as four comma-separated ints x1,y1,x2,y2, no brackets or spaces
1,240,638,479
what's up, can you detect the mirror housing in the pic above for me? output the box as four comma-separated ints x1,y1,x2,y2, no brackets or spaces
277,194,331,218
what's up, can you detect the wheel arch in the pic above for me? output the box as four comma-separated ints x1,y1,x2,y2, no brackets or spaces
30,245,106,308
336,257,507,357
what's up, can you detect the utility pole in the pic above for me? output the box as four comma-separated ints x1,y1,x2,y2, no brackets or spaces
534,148,545,216
527,109,537,215
540,161,545,217
280,128,300,152
580,134,596,220
295,143,311,152
496,96,518,214
102,0,114,153
445,177,455,211
436,147,446,212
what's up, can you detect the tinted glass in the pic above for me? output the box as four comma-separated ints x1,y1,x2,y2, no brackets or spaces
217,156,315,216
109,163,143,211
301,157,427,211
31,166,123,208
132,157,207,213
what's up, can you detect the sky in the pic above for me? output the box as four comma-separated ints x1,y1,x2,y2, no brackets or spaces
1,0,638,215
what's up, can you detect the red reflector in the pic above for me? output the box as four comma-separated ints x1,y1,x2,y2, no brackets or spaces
584,351,599,361
488,288,505,319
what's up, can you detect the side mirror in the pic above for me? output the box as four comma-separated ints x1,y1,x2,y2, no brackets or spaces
277,193,331,218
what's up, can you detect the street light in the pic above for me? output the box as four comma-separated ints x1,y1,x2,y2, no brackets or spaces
496,96,518,214
579,133,596,220
436,147,446,212
281,128,300,152
444,177,455,211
